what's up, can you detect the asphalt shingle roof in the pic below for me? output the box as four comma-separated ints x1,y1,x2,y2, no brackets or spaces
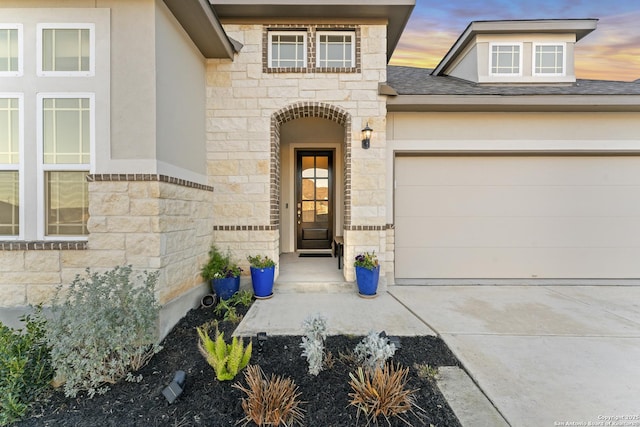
387,66,640,96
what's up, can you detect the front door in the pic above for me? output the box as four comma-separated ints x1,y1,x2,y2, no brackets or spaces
296,150,333,250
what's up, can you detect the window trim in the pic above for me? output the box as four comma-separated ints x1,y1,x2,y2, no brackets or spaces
489,42,523,77
532,42,566,77
36,23,95,77
36,93,95,240
315,30,356,69
0,93,24,240
0,24,23,77
267,30,308,70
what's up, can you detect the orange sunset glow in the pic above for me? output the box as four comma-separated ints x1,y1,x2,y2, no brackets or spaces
390,4,640,82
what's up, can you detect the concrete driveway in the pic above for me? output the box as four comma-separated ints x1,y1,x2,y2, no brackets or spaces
389,285,640,427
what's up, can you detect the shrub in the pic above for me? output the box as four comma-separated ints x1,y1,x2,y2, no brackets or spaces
299,314,328,376
354,331,397,372
213,290,254,323
348,363,421,426
234,365,305,426
47,266,161,398
0,308,53,426
197,327,251,381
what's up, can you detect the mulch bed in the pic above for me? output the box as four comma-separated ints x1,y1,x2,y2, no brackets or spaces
16,304,462,427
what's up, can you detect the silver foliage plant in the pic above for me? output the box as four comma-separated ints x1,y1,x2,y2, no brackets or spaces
354,331,397,371
47,266,162,398
299,314,328,376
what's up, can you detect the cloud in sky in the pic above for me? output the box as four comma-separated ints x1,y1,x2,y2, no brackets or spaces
390,0,640,81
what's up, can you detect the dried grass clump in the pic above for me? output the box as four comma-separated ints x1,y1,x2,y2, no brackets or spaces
234,365,305,426
348,363,423,426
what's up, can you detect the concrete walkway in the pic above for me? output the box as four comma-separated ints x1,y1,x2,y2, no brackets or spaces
236,284,640,427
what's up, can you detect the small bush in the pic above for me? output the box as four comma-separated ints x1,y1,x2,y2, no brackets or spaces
47,266,162,398
213,290,253,323
197,327,251,381
414,363,439,382
234,365,305,426
231,290,254,307
354,331,397,372
299,314,328,376
348,363,421,426
0,308,53,426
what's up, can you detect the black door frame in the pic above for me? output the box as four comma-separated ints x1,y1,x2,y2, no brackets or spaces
295,149,334,250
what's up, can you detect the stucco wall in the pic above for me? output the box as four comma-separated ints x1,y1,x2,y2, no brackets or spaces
448,44,479,82
154,0,208,184
0,1,213,338
105,0,157,169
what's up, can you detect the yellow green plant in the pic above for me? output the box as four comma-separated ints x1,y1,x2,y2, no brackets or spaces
196,327,252,381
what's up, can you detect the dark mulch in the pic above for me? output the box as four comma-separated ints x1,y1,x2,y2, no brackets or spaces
16,304,462,427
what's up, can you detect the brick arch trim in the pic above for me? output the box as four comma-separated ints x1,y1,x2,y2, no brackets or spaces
270,102,352,228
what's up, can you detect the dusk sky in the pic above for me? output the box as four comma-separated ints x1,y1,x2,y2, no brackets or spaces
390,0,640,82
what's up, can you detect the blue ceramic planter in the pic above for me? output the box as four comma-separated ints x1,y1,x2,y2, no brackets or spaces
211,276,240,300
355,265,380,296
250,266,275,298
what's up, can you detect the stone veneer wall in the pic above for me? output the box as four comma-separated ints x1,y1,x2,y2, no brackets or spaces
206,23,390,281
86,175,214,305
0,175,214,312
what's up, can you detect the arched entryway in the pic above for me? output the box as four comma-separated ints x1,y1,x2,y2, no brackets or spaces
270,102,352,259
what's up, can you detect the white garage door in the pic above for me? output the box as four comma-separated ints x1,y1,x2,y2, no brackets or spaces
394,155,640,279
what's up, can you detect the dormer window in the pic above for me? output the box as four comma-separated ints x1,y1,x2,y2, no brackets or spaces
268,31,307,69
490,43,522,75
533,43,565,76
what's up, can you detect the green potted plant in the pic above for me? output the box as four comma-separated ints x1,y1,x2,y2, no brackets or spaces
201,245,242,300
354,251,379,298
247,254,276,299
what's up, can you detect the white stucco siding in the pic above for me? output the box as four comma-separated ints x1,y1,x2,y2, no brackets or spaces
154,0,207,183
105,0,157,168
388,111,640,280
447,44,479,82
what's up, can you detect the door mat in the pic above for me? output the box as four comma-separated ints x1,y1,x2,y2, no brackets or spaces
299,253,333,258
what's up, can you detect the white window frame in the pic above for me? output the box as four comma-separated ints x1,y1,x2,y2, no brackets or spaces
0,24,23,77
37,23,95,77
0,93,24,240
489,42,523,76
36,93,95,240
316,31,356,68
267,31,307,69
533,42,566,77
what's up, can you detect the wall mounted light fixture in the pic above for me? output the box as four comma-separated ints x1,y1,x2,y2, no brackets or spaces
361,122,373,149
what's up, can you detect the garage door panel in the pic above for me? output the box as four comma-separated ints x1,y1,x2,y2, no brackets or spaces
396,156,640,186
395,217,640,249
395,186,640,218
395,247,640,279
394,155,640,279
